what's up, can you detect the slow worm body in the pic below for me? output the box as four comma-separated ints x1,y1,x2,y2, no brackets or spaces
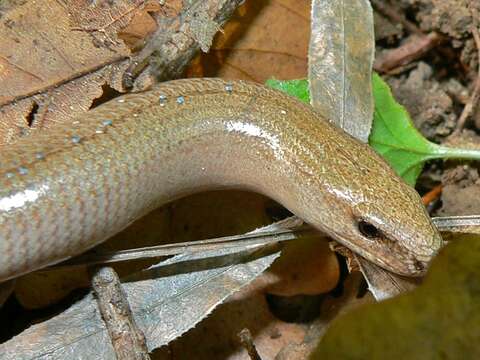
0,79,442,281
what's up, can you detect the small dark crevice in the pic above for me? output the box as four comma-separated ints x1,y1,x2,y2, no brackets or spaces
26,101,39,127
356,277,369,298
265,293,325,323
90,83,122,110
265,201,293,222
328,253,349,298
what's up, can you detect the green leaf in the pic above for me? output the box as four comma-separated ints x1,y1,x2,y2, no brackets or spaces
266,78,310,103
369,73,480,186
369,73,441,185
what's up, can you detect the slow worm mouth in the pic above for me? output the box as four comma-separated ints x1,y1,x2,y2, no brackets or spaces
328,230,427,277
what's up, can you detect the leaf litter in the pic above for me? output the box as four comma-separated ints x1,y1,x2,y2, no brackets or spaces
0,0,234,146
0,228,282,359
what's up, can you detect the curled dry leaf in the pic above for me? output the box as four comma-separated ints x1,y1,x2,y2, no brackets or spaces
0,69,116,145
308,0,374,143
328,241,418,301
355,255,420,301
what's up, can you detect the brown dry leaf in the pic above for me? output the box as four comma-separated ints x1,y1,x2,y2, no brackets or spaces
0,0,237,146
0,0,155,145
118,1,164,50
355,256,421,301
0,68,116,145
186,0,310,82
3,244,280,358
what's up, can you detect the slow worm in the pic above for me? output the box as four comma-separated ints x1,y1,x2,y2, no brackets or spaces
0,78,442,281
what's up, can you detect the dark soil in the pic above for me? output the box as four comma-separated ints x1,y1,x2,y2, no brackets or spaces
375,0,480,216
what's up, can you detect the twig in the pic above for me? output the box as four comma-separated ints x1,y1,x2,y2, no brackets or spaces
122,0,245,89
371,0,443,74
91,266,150,360
374,32,442,73
433,215,480,234
238,328,262,360
453,9,480,134
43,218,313,271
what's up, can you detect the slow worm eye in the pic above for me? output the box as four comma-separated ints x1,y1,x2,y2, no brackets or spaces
358,220,380,238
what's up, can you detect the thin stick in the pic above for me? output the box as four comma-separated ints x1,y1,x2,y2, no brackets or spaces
43,218,314,271
371,0,444,74
374,32,442,73
432,215,480,234
91,267,150,360
453,8,480,134
238,328,262,360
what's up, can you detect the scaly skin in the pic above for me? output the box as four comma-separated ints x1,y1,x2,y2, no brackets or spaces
0,78,442,281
